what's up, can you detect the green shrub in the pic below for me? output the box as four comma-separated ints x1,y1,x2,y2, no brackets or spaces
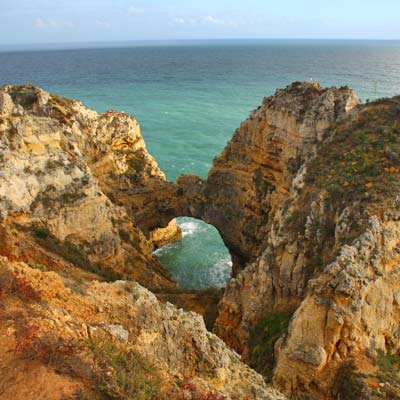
305,99,400,209
28,263,48,272
248,312,292,380
86,338,167,400
373,351,400,399
33,226,49,240
332,362,370,400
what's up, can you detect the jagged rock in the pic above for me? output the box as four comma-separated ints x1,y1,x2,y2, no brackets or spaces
0,84,178,289
101,324,129,342
145,82,400,398
181,85,398,398
1,82,400,399
0,257,285,400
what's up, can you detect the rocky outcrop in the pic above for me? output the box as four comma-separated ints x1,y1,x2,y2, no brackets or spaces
0,84,285,399
167,82,359,271
0,256,285,400
181,86,399,398
0,84,179,289
273,216,400,397
145,82,400,398
2,82,400,399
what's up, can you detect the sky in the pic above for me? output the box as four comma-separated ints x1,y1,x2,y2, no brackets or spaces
1,0,400,45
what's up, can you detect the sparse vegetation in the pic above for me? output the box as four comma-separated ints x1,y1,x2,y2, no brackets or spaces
0,269,42,302
306,99,400,208
332,361,371,400
32,228,123,282
248,312,292,380
33,226,49,240
86,337,168,400
373,352,400,399
28,263,48,272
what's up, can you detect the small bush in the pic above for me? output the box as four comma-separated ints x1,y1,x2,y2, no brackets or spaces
248,312,292,380
332,361,370,400
13,323,40,355
86,337,168,400
374,352,400,399
13,326,88,379
33,226,49,240
28,263,48,272
0,270,42,302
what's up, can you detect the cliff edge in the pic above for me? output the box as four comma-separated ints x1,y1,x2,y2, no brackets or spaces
2,82,400,399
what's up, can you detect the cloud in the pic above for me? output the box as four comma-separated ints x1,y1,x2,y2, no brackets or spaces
170,15,238,28
172,17,186,25
96,20,111,29
35,18,75,29
202,15,225,25
127,5,144,15
35,18,46,29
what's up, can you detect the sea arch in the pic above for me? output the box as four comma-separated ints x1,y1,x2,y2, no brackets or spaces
153,217,232,290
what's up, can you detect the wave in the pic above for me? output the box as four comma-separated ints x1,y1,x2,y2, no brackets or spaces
208,256,232,288
179,220,203,237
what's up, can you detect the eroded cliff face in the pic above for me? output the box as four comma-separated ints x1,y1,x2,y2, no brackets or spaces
2,82,400,400
0,84,285,400
0,257,285,400
203,82,361,350
151,82,400,398
0,84,179,289
172,82,360,271
178,85,400,398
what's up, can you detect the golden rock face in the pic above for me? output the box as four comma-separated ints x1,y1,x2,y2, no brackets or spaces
0,84,177,289
148,82,400,398
0,257,285,400
1,82,400,399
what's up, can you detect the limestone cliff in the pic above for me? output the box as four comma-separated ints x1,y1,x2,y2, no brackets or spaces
164,83,400,398
0,84,284,400
0,257,284,400
2,82,400,400
0,84,179,289
205,82,361,350
141,82,400,398
173,82,360,272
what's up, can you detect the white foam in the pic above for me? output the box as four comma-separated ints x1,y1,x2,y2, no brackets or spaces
152,241,177,256
179,221,201,237
208,257,232,288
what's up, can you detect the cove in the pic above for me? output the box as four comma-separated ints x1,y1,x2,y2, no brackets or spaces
153,217,232,290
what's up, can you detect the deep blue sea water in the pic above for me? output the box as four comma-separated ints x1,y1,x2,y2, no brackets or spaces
1,39,400,288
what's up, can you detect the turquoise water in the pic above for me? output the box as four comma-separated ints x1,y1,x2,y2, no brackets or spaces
1,39,400,288
154,217,232,289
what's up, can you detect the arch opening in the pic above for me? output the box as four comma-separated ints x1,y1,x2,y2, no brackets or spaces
153,217,232,290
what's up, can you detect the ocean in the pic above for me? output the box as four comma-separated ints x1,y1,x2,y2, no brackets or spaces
1,39,400,289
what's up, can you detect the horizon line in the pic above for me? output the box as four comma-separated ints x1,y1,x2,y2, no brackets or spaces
1,37,400,51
